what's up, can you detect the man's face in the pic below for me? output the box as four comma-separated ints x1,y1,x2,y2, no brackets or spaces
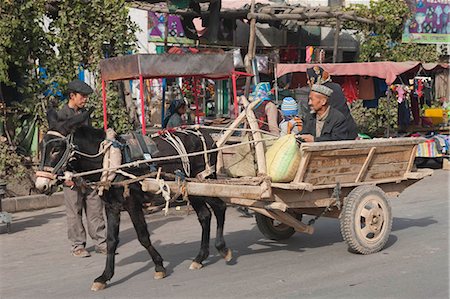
70,92,88,110
308,91,328,113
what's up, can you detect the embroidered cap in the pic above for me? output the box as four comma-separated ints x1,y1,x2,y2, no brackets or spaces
311,84,333,97
281,97,298,116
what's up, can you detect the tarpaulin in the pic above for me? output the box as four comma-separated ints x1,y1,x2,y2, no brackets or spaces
276,61,449,85
100,53,234,81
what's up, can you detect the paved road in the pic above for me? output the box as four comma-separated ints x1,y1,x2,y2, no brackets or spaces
1,170,448,299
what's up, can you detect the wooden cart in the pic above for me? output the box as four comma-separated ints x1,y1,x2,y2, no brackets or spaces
140,98,432,255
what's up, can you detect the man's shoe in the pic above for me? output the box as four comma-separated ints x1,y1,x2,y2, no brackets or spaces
72,248,91,258
95,247,107,255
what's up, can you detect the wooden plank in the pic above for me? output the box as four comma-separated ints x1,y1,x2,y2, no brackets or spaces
404,168,433,179
300,137,426,152
304,164,362,176
141,179,271,200
293,151,311,183
315,146,411,157
271,182,314,191
267,210,314,234
355,147,376,183
406,145,418,173
372,150,411,164
306,174,358,185
246,104,267,175
308,155,368,168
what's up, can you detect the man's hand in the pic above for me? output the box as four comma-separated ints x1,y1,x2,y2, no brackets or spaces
299,134,314,142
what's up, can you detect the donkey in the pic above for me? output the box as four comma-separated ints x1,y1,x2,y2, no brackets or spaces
35,109,232,291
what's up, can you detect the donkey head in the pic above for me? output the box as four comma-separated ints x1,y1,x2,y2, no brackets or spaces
34,108,92,193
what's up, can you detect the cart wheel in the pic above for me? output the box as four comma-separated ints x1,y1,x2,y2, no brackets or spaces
255,213,302,241
340,185,392,255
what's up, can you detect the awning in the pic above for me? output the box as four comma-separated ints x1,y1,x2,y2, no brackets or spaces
100,53,234,81
276,61,449,85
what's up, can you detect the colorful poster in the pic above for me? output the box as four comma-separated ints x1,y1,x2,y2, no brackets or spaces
402,0,450,44
148,12,195,44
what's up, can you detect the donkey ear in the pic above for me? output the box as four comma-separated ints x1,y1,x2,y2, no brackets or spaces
46,108,58,128
63,110,91,133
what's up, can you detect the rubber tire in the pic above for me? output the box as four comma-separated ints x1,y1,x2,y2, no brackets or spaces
340,185,392,255
255,213,301,241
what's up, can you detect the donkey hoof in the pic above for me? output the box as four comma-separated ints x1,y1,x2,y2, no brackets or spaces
91,282,107,291
189,261,203,270
154,271,166,280
222,248,233,262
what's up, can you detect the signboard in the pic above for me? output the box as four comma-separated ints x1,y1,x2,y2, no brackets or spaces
402,0,450,44
148,12,195,44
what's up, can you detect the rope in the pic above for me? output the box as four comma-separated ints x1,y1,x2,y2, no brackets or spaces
65,136,278,179
73,141,112,159
160,132,191,176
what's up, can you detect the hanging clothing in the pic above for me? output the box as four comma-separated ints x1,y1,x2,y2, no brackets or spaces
435,70,449,99
363,99,379,108
358,76,375,100
398,100,411,128
423,79,432,106
396,85,406,103
342,76,359,104
374,78,388,99
411,94,421,125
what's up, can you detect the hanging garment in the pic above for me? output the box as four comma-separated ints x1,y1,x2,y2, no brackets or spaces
416,79,424,98
396,85,406,103
411,94,421,125
423,80,433,106
342,76,359,104
435,70,449,99
398,100,411,128
358,76,375,100
363,99,379,108
305,46,314,63
374,78,388,99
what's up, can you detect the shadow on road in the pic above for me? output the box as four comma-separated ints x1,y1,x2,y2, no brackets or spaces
392,216,438,232
8,210,66,233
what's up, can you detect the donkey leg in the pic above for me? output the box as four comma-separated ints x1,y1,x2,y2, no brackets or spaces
189,197,212,270
207,198,232,262
92,200,121,291
124,192,166,279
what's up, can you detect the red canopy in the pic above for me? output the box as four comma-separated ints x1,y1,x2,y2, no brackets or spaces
276,61,448,85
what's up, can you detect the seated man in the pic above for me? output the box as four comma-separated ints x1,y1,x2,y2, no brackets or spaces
298,84,349,142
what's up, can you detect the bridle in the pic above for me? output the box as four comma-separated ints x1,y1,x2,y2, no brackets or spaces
36,129,113,181
36,130,74,180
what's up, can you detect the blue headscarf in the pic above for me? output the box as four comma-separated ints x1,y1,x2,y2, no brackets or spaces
163,99,185,128
251,82,273,109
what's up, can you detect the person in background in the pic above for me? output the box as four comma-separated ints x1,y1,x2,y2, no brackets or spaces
279,97,302,136
163,99,187,129
57,79,107,258
299,84,349,142
252,82,280,136
306,66,358,139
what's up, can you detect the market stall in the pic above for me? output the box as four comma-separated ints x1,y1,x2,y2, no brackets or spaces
277,61,448,129
99,53,252,134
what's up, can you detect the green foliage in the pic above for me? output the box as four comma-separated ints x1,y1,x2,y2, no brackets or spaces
351,99,398,137
0,142,29,182
0,0,54,119
345,0,438,62
1,0,138,135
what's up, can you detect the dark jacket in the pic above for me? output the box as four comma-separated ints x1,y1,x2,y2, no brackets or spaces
324,82,358,139
301,106,349,142
57,104,91,126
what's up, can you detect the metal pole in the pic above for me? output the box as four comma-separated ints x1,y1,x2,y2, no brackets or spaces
232,72,238,117
161,78,166,126
101,79,108,131
139,75,146,135
193,77,200,124
386,88,391,137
